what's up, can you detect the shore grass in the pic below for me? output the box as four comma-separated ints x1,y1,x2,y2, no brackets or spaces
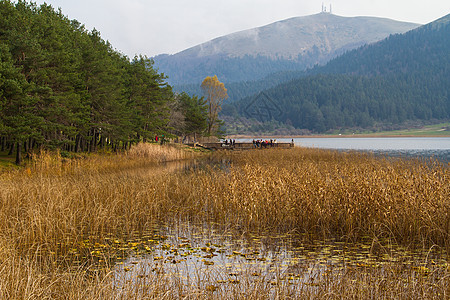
0,151,19,170
345,122,450,137
0,145,448,298
228,122,450,138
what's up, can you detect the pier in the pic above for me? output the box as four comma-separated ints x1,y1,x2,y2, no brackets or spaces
186,142,294,150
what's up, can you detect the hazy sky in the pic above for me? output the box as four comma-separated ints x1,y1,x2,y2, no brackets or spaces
30,0,450,57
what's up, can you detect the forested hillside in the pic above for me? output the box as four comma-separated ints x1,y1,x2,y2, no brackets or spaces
225,14,450,133
156,54,309,87
307,14,450,77
0,1,207,164
176,70,305,103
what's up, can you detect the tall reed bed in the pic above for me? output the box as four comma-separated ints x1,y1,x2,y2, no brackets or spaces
0,146,447,298
24,142,196,176
197,149,449,249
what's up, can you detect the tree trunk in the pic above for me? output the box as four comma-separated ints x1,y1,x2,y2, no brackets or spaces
15,142,22,165
29,138,35,151
75,135,80,153
99,136,105,149
89,128,96,153
8,143,14,156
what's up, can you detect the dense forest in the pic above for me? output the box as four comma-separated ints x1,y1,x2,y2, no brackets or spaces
306,14,450,77
0,1,208,164
175,70,306,103
154,53,316,86
224,14,450,133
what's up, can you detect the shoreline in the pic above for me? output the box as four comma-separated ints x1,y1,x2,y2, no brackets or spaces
227,134,450,139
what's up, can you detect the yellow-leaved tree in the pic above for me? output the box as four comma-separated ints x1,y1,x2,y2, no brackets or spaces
201,75,228,136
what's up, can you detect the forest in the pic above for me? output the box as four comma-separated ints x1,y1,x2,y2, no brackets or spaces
222,14,450,132
0,1,208,164
238,73,449,132
154,53,314,86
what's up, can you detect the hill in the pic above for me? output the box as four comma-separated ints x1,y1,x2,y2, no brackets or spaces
153,13,419,86
224,14,450,134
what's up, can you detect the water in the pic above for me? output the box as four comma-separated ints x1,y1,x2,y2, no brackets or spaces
239,137,450,162
108,222,447,294
290,137,450,151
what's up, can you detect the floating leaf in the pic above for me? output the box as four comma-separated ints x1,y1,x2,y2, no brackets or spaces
205,285,217,292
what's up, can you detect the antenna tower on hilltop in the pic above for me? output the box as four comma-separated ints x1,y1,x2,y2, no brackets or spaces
322,3,332,14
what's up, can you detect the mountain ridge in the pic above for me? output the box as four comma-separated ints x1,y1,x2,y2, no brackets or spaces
153,13,420,85
176,13,419,60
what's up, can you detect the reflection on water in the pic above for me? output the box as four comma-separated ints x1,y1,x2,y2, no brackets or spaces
134,157,232,175
174,157,232,173
106,222,448,294
294,137,450,163
291,137,450,151
370,149,450,163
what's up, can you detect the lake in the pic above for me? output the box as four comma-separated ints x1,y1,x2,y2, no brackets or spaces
238,137,450,162
110,221,447,296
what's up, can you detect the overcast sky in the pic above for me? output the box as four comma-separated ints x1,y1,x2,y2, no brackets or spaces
30,0,450,57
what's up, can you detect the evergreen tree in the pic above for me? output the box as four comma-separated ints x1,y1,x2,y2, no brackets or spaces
178,92,207,138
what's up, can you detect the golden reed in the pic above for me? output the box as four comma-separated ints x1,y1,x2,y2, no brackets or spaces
0,145,447,299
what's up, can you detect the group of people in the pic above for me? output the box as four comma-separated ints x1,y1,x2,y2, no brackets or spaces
155,135,166,145
222,139,236,147
252,139,278,148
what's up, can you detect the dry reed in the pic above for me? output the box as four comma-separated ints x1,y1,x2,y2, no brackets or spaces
0,146,448,298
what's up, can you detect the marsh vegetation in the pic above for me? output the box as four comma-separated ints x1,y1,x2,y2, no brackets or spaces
0,144,448,299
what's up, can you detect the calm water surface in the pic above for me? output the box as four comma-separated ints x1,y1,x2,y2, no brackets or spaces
110,222,447,293
239,137,450,162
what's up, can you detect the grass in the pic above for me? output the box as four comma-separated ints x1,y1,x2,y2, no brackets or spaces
0,151,19,170
334,123,450,137
0,145,448,298
228,123,450,138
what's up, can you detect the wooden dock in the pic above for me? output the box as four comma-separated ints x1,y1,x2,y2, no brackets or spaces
186,142,294,150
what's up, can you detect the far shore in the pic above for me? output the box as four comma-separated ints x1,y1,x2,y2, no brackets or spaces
227,133,450,139
227,123,450,139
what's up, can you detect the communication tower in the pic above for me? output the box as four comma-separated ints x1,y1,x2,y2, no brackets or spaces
322,3,333,14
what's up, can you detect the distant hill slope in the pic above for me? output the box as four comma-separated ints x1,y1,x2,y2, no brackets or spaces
175,70,304,103
153,13,419,85
307,13,450,76
226,14,450,133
